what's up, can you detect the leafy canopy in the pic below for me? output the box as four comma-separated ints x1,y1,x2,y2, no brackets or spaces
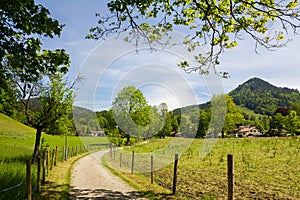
112,86,151,136
0,0,70,82
18,75,74,130
88,0,300,76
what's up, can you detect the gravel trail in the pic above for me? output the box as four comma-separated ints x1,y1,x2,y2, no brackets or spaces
70,151,147,200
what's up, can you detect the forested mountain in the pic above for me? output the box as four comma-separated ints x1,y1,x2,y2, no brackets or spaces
229,77,300,115
72,106,100,134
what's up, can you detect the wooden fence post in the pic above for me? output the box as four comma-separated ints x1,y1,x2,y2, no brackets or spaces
62,146,65,162
151,155,154,184
26,160,32,200
110,143,112,158
37,158,41,193
172,153,179,195
67,147,70,159
228,154,234,200
131,151,135,174
76,146,78,156
54,146,58,166
51,149,55,170
113,147,116,161
47,150,50,173
42,151,46,184
120,153,122,168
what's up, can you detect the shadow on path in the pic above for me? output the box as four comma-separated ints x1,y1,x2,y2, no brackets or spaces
36,181,69,199
70,188,149,200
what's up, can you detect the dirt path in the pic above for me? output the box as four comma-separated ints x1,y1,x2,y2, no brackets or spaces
70,151,147,199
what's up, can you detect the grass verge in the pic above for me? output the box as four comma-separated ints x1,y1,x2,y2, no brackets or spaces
36,152,90,200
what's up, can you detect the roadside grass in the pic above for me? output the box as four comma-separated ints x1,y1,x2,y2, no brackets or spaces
104,137,300,199
36,152,90,199
0,113,109,199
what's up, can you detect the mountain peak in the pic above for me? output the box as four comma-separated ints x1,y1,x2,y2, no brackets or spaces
235,77,276,91
229,77,300,115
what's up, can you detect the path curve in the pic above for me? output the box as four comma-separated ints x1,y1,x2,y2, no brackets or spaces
70,150,147,199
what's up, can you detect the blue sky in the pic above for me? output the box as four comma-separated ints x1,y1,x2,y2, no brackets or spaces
39,0,300,111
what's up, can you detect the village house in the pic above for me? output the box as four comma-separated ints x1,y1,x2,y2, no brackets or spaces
88,130,106,137
234,126,262,137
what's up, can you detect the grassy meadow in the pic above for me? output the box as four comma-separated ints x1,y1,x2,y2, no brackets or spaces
104,137,300,199
0,113,109,199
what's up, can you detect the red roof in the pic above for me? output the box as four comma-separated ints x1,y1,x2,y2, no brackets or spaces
238,126,257,133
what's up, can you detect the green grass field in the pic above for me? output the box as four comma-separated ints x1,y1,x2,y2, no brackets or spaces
0,113,109,199
104,137,300,199
2,111,300,199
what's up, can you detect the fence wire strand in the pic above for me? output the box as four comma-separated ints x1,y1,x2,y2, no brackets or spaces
1,181,24,193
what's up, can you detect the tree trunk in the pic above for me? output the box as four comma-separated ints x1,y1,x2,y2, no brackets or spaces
32,128,42,163
125,134,131,146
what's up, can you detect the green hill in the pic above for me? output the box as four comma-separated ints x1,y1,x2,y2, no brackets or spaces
0,113,35,137
229,77,300,115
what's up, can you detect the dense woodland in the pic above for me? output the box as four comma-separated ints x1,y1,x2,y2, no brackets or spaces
229,77,300,115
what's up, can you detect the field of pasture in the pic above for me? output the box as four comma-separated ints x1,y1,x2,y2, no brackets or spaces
104,137,300,199
0,113,109,199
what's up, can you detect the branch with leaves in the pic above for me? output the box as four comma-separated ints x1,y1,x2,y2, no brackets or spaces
88,0,300,77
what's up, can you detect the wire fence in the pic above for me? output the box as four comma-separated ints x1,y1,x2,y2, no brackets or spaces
0,181,24,193
105,144,300,199
1,143,109,200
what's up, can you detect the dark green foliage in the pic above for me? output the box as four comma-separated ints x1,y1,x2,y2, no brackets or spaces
96,109,117,130
156,112,175,138
229,77,300,116
196,110,210,138
0,74,17,116
0,0,69,83
112,86,151,141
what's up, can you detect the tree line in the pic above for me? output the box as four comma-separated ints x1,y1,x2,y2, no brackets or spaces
90,86,300,146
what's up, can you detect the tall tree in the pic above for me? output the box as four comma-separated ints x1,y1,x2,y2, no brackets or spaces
17,75,74,162
285,110,300,134
270,112,286,135
1,1,72,162
1,0,69,82
145,103,168,138
157,112,174,138
88,0,300,75
196,110,210,138
223,95,244,133
112,86,150,144
208,94,244,136
96,109,117,130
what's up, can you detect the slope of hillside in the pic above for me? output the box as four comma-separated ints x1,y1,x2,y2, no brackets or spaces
0,113,35,137
229,77,300,115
